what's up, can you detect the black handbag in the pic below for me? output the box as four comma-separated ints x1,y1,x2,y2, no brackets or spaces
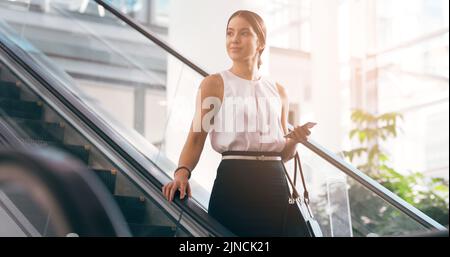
281,151,323,237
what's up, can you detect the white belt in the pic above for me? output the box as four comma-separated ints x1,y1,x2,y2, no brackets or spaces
222,155,282,161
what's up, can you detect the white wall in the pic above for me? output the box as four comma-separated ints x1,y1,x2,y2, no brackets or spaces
269,47,311,124
310,0,343,152
78,81,134,130
144,90,167,144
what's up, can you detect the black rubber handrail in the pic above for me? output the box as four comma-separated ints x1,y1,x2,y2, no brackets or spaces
0,116,27,149
94,0,209,77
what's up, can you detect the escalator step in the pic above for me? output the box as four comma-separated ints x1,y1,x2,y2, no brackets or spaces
127,223,176,237
114,195,149,225
0,98,42,120
13,118,65,143
0,82,20,99
92,169,117,193
15,141,90,165
59,144,90,164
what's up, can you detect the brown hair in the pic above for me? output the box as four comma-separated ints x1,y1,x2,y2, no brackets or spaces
226,10,267,69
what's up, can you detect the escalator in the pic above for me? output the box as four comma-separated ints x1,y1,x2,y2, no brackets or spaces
0,0,232,237
0,50,228,237
0,0,447,237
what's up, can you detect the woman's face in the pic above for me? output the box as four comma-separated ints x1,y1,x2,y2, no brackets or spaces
226,16,262,64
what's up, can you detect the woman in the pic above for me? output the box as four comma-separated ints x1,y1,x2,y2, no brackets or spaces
162,10,316,237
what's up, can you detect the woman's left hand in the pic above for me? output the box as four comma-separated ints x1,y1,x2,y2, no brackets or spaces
285,122,317,143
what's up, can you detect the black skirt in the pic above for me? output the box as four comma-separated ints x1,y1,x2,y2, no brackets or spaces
208,151,310,237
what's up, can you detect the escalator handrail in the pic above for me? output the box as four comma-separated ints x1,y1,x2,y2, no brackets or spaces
0,37,233,237
94,0,209,78
93,0,448,232
301,139,447,231
0,117,26,149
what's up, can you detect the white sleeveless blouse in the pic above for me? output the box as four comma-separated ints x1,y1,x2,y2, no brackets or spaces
209,70,287,153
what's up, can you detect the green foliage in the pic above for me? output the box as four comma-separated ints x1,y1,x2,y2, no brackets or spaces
344,109,403,176
344,109,449,233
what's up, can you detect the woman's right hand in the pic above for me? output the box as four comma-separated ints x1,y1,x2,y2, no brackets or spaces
162,168,192,202
285,122,317,143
